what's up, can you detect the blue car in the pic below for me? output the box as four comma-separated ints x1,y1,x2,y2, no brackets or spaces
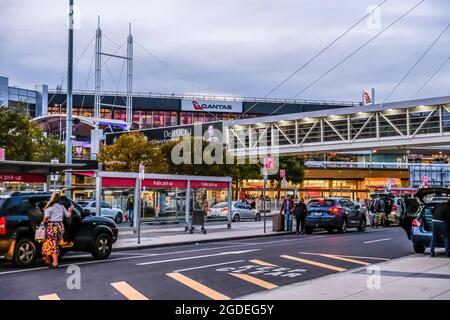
304,198,366,234
400,188,450,254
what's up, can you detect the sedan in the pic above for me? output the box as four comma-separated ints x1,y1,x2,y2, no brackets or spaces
78,201,124,224
208,202,261,222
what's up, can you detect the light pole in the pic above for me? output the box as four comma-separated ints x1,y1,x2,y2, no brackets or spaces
65,0,74,196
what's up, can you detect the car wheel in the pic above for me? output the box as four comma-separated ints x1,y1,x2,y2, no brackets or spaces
305,227,314,234
13,238,37,267
357,218,366,232
233,214,240,222
255,213,261,221
338,220,347,233
91,233,112,260
115,212,123,224
413,243,426,254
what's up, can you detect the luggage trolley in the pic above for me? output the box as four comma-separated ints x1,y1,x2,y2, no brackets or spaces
185,209,207,234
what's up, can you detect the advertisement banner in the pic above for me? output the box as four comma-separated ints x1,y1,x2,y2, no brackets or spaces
181,99,243,113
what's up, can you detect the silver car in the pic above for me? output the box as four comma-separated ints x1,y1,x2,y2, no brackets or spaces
78,201,124,224
208,201,261,222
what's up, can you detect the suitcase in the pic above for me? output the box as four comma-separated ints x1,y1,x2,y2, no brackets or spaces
272,213,285,232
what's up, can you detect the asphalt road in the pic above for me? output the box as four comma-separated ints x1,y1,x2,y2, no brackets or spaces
0,227,414,300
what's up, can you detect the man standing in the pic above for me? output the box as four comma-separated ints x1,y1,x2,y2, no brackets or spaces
126,197,134,227
280,194,294,231
295,198,308,235
430,199,450,257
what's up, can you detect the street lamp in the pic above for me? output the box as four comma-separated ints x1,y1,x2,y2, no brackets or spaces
65,0,74,196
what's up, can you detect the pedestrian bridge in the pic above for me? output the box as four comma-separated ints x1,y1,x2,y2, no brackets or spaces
223,96,450,157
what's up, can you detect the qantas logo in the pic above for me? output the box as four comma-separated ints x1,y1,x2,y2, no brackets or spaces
191,100,232,111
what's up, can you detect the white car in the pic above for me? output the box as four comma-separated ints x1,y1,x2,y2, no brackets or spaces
78,201,124,223
208,202,261,222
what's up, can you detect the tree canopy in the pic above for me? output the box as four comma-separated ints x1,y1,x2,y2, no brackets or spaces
0,104,65,162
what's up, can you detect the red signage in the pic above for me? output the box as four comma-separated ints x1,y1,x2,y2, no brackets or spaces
0,173,46,183
279,169,285,178
190,181,229,189
142,179,187,189
102,178,136,188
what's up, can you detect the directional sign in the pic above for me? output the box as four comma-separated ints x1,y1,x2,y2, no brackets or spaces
0,148,5,161
139,163,145,180
264,157,274,170
279,169,285,178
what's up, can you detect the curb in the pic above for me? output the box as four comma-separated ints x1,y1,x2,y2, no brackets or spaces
113,230,296,252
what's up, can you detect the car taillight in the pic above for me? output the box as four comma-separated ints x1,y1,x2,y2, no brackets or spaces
412,219,421,227
221,208,228,212
328,207,340,214
0,217,6,235
392,205,398,211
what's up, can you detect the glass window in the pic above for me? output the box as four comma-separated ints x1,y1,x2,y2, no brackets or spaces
180,112,193,125
308,199,336,207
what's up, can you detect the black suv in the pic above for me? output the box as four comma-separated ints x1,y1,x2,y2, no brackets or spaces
0,192,118,267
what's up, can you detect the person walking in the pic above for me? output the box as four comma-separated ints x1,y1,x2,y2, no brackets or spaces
41,192,72,268
430,199,450,257
295,198,308,235
280,194,294,231
126,197,134,227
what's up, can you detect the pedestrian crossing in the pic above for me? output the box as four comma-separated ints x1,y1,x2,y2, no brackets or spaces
35,252,387,300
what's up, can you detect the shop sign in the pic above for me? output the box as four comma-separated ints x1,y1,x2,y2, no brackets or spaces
279,169,285,178
190,181,229,189
182,99,243,113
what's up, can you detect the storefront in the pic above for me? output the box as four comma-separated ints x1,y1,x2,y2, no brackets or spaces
70,171,232,225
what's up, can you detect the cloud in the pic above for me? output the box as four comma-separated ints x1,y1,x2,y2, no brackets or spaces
0,0,449,103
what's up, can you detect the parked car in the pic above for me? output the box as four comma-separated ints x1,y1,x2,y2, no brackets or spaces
208,202,261,222
305,197,366,234
79,201,124,223
400,187,450,254
369,192,406,225
0,192,118,267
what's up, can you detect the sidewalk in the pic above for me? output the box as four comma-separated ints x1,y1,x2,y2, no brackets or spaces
114,220,286,250
237,253,450,300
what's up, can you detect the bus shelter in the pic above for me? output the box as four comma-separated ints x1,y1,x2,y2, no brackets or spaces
69,170,233,228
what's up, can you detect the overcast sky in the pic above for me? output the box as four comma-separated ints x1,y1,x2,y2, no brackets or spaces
0,0,449,103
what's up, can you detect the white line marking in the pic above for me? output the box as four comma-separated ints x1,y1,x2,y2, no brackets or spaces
137,249,261,266
364,238,391,244
174,260,245,272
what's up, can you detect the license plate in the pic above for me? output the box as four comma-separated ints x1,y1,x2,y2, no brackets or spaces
314,212,322,216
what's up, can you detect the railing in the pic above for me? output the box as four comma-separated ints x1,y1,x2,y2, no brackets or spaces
48,88,360,107
305,161,450,170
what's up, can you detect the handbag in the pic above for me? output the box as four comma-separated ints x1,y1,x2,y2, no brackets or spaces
35,223,46,241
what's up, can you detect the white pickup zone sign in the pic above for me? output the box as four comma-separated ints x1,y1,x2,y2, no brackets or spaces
216,264,306,278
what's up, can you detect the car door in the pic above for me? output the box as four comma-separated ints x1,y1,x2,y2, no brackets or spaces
101,202,113,217
242,204,253,219
400,197,420,240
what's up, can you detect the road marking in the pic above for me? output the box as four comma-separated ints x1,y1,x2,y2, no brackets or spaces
174,260,245,273
38,293,61,300
249,259,279,267
137,249,260,266
298,252,390,261
280,255,347,272
167,272,230,300
319,254,370,266
229,273,278,290
111,281,149,300
364,238,391,244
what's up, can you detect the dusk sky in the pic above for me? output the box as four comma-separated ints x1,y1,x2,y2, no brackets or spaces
0,0,449,103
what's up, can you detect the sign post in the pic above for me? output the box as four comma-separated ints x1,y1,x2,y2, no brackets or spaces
263,157,274,234
280,169,286,199
0,148,5,161
137,162,145,244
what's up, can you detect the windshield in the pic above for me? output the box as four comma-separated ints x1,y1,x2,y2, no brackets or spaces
421,192,450,204
308,200,336,207
213,202,228,208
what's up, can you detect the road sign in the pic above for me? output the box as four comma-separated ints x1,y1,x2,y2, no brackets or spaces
279,169,285,178
0,148,4,161
264,157,274,170
421,175,428,186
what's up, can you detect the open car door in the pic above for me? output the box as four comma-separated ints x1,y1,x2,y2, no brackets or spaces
400,197,420,240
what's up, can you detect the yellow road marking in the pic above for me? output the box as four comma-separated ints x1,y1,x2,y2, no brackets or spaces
38,293,60,300
249,259,278,267
281,255,347,272
319,254,370,266
229,273,278,290
167,272,230,300
111,281,149,300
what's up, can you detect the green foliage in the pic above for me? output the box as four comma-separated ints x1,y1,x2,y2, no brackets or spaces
0,104,65,162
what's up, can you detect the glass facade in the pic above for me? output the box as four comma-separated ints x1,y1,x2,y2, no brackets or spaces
8,87,37,117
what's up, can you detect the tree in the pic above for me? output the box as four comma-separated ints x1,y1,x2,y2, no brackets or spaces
0,104,65,162
98,131,166,172
270,156,305,199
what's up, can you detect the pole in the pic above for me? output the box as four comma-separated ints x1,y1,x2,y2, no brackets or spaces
64,0,74,196
263,172,267,233
133,177,141,244
227,181,232,229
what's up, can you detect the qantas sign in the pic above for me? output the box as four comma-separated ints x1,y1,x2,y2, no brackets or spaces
182,99,243,113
